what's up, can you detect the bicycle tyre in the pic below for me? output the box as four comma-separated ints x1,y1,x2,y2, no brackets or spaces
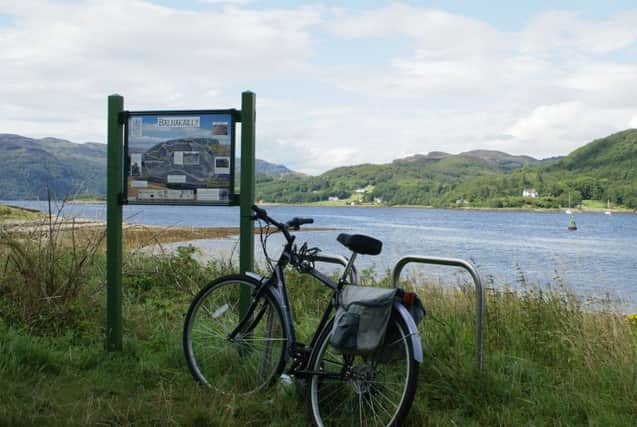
183,274,287,394
307,311,419,426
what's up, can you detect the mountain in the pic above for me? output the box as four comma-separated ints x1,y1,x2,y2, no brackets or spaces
441,129,637,209
0,134,298,199
257,148,557,205
2,130,634,209
460,150,544,170
395,152,451,163
0,134,107,199
236,159,297,177
256,130,637,208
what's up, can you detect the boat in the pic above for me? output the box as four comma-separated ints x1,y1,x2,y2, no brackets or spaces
605,199,612,215
567,217,577,231
565,193,572,214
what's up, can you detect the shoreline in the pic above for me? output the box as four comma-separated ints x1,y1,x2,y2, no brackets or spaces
4,200,635,215
1,218,334,249
262,202,636,214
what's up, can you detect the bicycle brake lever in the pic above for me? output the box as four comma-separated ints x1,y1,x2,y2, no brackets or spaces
306,246,321,257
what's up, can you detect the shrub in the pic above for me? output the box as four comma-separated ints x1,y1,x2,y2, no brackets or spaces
0,201,105,333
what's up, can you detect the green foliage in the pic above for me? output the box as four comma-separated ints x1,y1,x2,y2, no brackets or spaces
0,134,107,199
257,130,637,209
0,207,105,334
3,130,635,209
0,204,42,221
1,238,637,425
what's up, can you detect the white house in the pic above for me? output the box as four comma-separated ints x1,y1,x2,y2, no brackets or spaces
522,188,538,198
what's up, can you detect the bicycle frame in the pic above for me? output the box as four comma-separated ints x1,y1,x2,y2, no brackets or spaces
228,232,352,374
225,206,423,381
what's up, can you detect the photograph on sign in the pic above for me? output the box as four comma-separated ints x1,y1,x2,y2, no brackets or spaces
125,112,234,204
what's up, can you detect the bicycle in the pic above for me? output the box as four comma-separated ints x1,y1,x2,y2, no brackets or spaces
183,205,423,426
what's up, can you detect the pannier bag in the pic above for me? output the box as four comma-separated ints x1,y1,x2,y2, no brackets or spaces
374,288,426,362
330,286,397,354
330,286,426,357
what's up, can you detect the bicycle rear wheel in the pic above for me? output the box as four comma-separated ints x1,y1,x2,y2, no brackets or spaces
183,275,287,394
308,312,419,426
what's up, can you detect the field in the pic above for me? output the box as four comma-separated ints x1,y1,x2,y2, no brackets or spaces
1,220,636,426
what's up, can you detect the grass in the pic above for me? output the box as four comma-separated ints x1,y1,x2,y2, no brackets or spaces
1,225,637,426
581,199,632,212
0,203,43,222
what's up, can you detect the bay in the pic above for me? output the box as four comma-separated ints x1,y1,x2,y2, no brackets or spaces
5,200,637,312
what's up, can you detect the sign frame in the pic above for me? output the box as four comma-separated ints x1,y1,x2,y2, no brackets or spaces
106,92,256,352
121,108,241,206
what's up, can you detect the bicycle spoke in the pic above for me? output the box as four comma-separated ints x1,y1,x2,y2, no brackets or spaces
369,391,394,421
323,390,352,420
358,390,363,427
310,314,417,427
318,380,350,405
185,278,286,395
365,391,381,427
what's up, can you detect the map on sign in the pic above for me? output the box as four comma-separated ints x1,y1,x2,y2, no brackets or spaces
125,111,234,204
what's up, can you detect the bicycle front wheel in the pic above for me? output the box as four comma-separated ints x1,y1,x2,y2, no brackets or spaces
308,312,419,426
183,275,287,394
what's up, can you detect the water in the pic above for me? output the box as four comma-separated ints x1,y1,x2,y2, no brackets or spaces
5,201,637,311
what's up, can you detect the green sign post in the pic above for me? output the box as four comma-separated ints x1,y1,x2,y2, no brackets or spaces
239,92,256,274
105,91,256,351
106,94,124,351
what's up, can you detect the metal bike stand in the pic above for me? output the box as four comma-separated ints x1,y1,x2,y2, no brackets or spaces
391,255,485,372
305,253,359,285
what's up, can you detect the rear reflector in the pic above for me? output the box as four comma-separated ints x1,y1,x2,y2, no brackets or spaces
402,292,417,305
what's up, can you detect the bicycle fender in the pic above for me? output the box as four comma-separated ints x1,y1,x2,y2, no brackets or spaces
393,301,423,363
245,272,285,307
245,271,266,283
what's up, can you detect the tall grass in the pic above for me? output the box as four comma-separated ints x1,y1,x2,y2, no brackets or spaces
0,200,105,334
1,228,636,425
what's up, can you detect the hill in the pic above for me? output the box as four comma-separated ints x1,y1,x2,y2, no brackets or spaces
0,134,297,199
1,130,635,209
461,149,544,171
257,149,557,205
0,134,107,199
441,129,637,209
256,130,636,209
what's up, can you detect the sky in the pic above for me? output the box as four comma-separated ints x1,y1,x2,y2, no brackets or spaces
1,0,636,174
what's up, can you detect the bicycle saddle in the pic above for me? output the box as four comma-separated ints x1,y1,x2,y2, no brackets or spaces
336,233,382,256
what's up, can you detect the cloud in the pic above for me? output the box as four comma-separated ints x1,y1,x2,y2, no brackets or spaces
506,102,634,156
562,63,637,107
1,1,636,173
314,4,637,161
0,0,321,141
196,0,251,5
520,10,637,55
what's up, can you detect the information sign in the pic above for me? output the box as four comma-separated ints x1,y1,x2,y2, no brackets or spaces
124,110,236,204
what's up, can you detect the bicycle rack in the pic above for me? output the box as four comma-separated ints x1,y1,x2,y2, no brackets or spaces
305,253,359,285
391,255,485,372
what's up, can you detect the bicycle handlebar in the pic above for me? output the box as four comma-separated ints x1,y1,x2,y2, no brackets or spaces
251,205,313,235
251,205,269,221
287,217,314,229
